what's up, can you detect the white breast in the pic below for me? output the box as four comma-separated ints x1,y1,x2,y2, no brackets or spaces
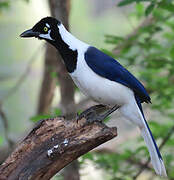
70,49,135,107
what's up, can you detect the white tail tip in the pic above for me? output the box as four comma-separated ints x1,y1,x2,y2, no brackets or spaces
154,158,167,177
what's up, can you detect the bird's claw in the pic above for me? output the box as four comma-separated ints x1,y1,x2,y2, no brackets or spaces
86,105,120,124
76,105,105,124
76,104,119,125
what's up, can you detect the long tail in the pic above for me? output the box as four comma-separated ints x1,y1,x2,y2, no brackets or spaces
140,123,167,176
136,99,167,176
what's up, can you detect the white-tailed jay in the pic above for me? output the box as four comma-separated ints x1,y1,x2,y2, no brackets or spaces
20,17,167,176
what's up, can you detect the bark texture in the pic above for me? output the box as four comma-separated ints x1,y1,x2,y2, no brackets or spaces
0,110,117,180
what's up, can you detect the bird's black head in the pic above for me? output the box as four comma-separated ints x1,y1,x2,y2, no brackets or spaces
20,17,61,41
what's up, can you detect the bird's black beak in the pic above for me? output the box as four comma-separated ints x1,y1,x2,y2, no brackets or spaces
20,29,40,38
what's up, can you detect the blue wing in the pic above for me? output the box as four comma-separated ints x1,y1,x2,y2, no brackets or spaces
84,46,151,103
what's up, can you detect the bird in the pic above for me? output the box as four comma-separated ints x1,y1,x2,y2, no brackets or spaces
20,17,167,176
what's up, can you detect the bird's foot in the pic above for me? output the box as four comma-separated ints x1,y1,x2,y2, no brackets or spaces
86,105,120,123
76,104,106,122
77,105,119,124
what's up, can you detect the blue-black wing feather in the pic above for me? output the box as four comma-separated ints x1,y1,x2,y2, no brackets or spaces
84,46,151,103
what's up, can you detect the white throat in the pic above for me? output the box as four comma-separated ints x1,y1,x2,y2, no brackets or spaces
57,24,88,51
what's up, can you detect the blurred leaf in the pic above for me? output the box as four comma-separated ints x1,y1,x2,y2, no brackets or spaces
101,48,116,59
50,71,57,78
170,45,174,59
118,0,151,7
166,137,174,146
0,1,10,10
105,35,124,45
145,2,155,16
0,136,3,146
136,3,145,18
118,0,136,6
0,0,30,12
121,149,133,159
77,109,82,114
53,108,62,116
159,1,174,12
135,146,147,154
30,114,53,123
80,152,94,164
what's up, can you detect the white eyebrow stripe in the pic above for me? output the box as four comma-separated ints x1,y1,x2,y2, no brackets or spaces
46,23,50,28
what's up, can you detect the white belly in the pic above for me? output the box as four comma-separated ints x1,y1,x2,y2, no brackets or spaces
70,54,135,107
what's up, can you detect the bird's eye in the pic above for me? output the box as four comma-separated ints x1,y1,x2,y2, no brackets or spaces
44,27,48,32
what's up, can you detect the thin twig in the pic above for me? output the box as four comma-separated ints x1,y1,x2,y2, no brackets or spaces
113,15,154,55
0,105,14,147
159,125,174,150
0,44,44,105
121,8,136,31
94,149,153,171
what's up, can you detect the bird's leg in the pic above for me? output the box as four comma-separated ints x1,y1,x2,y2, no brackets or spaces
81,105,119,124
98,105,120,121
76,104,107,122
90,105,120,123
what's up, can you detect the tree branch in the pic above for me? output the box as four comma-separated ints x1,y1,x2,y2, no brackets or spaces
113,15,154,56
0,107,117,180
